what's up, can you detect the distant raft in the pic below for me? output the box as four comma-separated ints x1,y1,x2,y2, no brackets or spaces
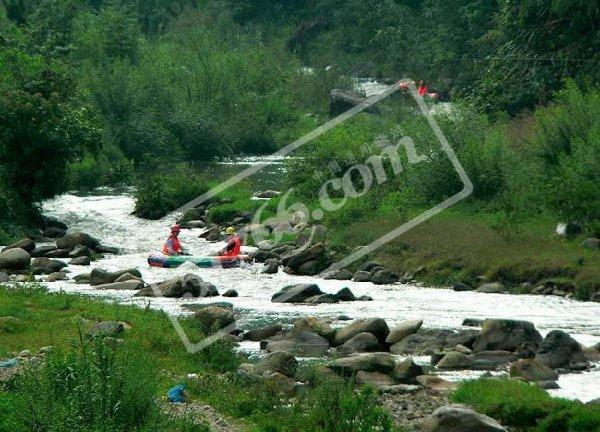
147,254,249,269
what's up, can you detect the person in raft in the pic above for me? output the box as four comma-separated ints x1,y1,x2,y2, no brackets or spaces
163,224,184,256
219,226,242,259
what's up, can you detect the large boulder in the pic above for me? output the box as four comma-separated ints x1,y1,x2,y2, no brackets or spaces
194,306,235,330
333,318,390,346
0,248,31,270
293,317,335,341
389,329,453,355
255,351,298,378
471,350,518,370
386,319,423,344
31,246,56,258
473,319,542,353
510,358,559,382
94,280,145,291
56,232,99,250
43,226,66,238
69,245,91,258
271,283,322,303
328,352,395,376
159,274,218,298
335,287,356,301
436,352,472,370
2,238,35,254
243,325,282,342
352,271,372,282
391,357,424,383
341,332,381,353
90,268,142,286
262,258,279,274
31,257,67,273
371,269,400,285
535,330,587,369
282,243,325,269
264,330,330,357
70,256,91,266
423,405,507,432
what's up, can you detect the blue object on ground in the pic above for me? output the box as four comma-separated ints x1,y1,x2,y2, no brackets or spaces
167,384,186,403
0,358,19,368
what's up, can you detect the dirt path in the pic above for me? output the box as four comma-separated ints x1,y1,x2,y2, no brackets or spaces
163,400,246,432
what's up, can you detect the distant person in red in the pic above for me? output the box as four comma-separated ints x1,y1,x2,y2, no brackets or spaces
418,80,428,97
163,225,184,256
219,227,242,258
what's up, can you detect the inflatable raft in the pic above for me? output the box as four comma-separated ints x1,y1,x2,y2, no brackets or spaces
147,254,248,269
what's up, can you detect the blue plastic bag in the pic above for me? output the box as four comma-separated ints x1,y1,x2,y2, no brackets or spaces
0,358,19,368
167,384,186,403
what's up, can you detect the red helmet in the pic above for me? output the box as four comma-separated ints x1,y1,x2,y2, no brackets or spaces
171,224,181,233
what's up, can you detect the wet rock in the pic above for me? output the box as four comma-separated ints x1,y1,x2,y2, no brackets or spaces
305,293,339,304
471,350,518,370
95,280,145,291
94,244,119,255
56,232,99,250
114,273,141,283
355,371,396,389
352,271,372,282
222,289,238,298
70,256,91,266
537,380,560,390
87,321,124,337
73,273,91,284
159,274,218,298
182,220,207,229
462,318,484,327
535,330,587,369
444,329,480,349
261,258,279,274
386,319,423,344
181,302,233,311
30,246,56,257
476,282,505,293
199,227,221,241
342,332,381,353
194,306,235,330
250,250,279,263
510,358,559,382
437,352,472,370
69,245,91,258
295,260,321,276
392,357,424,383
32,257,67,272
423,405,507,432
90,268,142,286
265,330,330,357
45,272,67,282
271,283,322,303
328,352,396,376
45,248,71,258
282,243,325,269
0,248,31,270
244,325,282,342
293,317,335,341
473,319,542,353
389,329,453,355
371,269,400,285
322,269,353,280
2,238,35,254
581,238,600,250
357,295,373,301
43,226,66,238
333,318,390,346
335,287,356,301
452,282,474,292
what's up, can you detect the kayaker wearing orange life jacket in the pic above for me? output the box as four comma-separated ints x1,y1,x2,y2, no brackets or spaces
163,225,184,256
219,227,242,258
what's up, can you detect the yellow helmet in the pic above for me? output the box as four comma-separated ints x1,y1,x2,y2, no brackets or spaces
225,227,236,235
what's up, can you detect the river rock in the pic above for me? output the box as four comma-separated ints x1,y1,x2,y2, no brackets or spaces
462,318,484,327
94,280,145,291
90,268,138,285
181,302,233,311
45,248,71,258
333,318,390,346
256,190,280,199
70,256,91,266
323,269,353,280
581,238,600,250
361,261,383,272
264,330,330,357
335,287,356,301
476,282,505,293
69,245,91,258
271,283,322,303
329,88,366,116
473,319,542,353
510,358,559,382
261,258,279,274
305,293,339,304
295,260,320,276
389,329,453,355
293,317,335,341
355,371,396,389
87,321,124,338
31,257,67,272
0,272,9,283
114,273,141,283
45,272,67,282
244,325,282,342
30,246,56,257
534,330,587,368
56,232,99,249
222,289,238,297
256,351,298,378
371,269,400,285
386,319,423,344
391,357,424,383
158,274,218,298
74,273,91,284
95,244,119,255
342,332,381,353
283,243,325,269
452,282,474,292
437,352,472,370
43,226,66,238
194,306,235,330
2,238,35,254
0,248,31,270
423,405,507,432
250,250,278,263
416,376,458,395
328,352,396,376
352,271,372,282
471,350,518,370
199,227,221,240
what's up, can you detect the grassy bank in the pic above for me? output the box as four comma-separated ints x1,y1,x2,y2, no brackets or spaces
0,285,397,432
